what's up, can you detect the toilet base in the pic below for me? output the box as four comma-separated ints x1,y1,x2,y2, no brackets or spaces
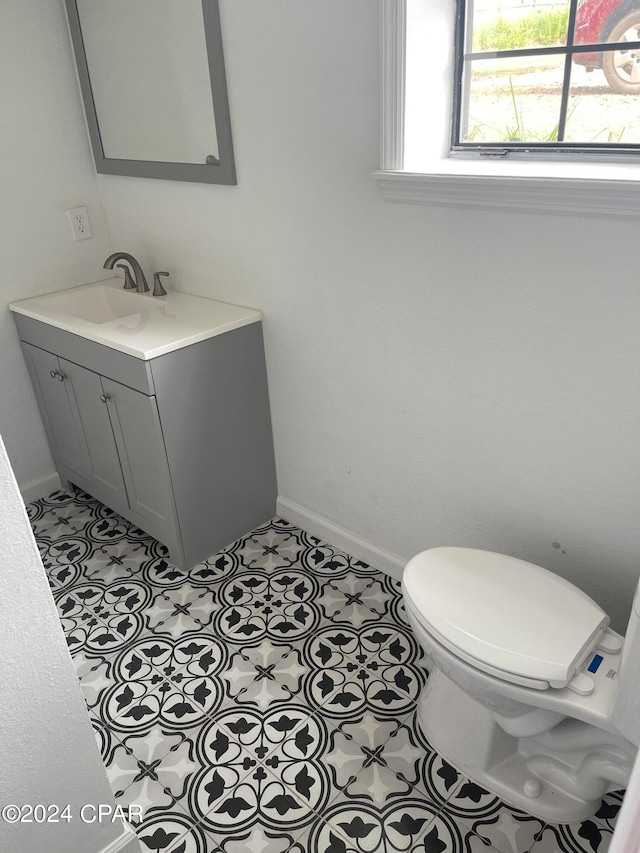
417,668,633,823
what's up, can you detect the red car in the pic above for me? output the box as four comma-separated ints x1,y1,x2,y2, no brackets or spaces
574,0,640,93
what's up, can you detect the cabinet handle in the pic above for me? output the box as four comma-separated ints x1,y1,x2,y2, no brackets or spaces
50,370,65,382
50,370,58,379
100,394,110,403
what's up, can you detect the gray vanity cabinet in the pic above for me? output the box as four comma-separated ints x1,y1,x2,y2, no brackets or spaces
21,340,179,551
15,314,277,570
100,376,177,536
21,343,93,481
56,356,128,508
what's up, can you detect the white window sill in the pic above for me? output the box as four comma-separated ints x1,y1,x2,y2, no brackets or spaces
373,163,640,218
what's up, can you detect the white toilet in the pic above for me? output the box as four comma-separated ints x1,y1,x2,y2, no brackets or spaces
402,547,640,823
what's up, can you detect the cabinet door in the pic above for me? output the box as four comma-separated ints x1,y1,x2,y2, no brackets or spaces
59,358,127,508
21,343,91,477
101,377,177,531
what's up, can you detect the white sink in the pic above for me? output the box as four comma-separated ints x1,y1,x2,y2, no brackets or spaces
10,278,262,360
33,283,146,324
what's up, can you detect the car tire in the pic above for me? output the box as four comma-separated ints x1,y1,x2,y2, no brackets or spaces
602,11,640,94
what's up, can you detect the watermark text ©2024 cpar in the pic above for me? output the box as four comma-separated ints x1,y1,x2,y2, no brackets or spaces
1,804,143,824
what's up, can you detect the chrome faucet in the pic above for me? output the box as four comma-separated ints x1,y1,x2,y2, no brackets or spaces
103,252,149,293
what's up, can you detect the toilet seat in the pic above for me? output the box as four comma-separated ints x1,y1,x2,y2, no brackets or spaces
403,547,609,689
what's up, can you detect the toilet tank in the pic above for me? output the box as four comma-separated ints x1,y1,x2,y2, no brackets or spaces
610,576,640,747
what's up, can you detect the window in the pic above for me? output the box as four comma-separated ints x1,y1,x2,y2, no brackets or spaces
453,0,640,155
374,0,640,215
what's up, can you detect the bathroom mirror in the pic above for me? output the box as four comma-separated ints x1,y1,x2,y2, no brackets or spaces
64,0,236,184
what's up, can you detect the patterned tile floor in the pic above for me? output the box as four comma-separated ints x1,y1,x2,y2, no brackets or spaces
28,488,624,853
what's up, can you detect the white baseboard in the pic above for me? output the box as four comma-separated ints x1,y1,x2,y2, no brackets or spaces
276,497,406,582
19,471,61,504
99,824,140,853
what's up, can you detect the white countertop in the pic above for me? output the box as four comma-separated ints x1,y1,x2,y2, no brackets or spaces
9,278,262,360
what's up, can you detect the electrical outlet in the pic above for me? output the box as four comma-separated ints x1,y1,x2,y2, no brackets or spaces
67,205,93,242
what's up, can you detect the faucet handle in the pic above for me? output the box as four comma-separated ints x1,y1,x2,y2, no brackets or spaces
153,271,169,297
117,264,137,290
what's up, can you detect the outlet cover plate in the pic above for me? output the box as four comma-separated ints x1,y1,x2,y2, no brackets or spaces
67,205,93,241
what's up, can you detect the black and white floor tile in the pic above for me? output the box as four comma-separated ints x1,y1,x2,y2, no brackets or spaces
29,488,625,853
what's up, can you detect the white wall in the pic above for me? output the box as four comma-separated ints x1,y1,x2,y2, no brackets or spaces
0,0,112,494
0,437,127,853
3,1,639,633
95,0,640,631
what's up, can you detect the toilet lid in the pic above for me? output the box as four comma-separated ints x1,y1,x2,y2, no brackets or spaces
403,547,608,688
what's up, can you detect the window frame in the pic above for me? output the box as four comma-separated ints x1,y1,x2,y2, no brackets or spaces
452,0,640,156
374,0,640,217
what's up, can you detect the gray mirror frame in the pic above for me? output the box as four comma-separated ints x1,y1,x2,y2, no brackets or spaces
64,0,236,185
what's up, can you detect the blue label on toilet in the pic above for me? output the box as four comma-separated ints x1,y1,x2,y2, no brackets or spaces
587,654,603,674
